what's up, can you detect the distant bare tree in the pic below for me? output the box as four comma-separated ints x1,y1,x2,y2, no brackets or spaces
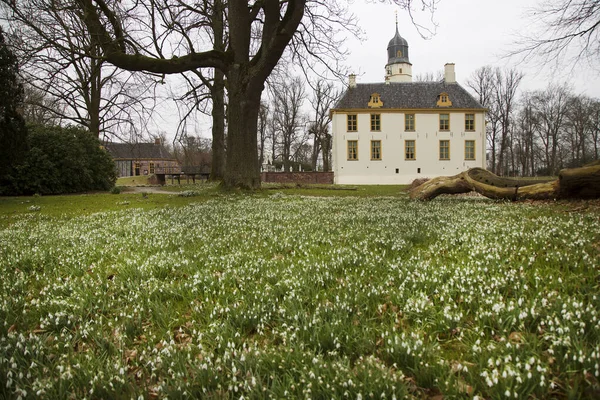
511,0,600,70
308,80,339,171
270,76,307,171
494,68,524,175
565,95,594,166
1,0,156,139
20,84,63,126
466,66,501,173
590,101,600,159
513,94,539,176
176,135,212,168
531,84,571,175
268,113,279,169
414,70,443,82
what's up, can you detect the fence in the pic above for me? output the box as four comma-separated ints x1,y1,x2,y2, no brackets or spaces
260,172,334,184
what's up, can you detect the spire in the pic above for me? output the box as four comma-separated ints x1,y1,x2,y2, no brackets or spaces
386,16,410,65
385,14,412,82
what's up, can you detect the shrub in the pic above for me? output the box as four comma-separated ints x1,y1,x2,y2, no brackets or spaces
0,27,28,194
111,186,122,194
9,124,117,195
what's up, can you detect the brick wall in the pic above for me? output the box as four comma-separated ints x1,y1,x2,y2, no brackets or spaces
261,172,334,184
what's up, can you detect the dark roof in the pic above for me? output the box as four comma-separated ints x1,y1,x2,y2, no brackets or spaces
387,26,410,64
388,28,408,48
104,142,175,160
333,81,485,110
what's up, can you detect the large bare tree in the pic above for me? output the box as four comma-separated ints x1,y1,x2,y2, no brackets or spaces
64,0,438,188
511,0,600,70
1,0,157,139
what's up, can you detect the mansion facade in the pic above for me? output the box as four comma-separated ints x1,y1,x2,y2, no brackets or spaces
331,23,486,184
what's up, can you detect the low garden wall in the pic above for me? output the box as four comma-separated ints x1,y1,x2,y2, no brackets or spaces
261,172,334,184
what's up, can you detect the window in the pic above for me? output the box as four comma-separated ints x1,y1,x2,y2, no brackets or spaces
437,92,452,107
371,140,382,160
439,140,450,160
347,114,357,132
397,50,403,57
465,114,475,131
347,140,358,160
149,162,155,174
368,93,383,108
405,113,415,131
465,140,475,160
370,114,381,131
439,113,450,131
405,140,415,160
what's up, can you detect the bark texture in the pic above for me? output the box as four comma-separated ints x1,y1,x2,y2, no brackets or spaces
409,164,600,201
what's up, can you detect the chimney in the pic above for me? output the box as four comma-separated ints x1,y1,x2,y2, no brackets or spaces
444,63,456,83
154,138,161,145
349,74,357,89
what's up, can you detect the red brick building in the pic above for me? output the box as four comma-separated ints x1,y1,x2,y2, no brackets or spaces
104,140,180,177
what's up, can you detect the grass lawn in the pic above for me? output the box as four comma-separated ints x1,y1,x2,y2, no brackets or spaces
1,186,599,399
116,176,152,186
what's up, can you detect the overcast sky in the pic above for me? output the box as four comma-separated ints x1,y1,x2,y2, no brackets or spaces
344,0,600,97
155,0,600,141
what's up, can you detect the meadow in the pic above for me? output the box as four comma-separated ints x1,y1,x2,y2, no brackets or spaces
0,186,599,399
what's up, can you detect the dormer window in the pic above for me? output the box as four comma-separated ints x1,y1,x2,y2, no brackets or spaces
368,93,384,108
437,92,452,107
397,50,403,57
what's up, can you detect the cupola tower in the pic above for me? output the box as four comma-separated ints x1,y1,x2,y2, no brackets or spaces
385,15,412,83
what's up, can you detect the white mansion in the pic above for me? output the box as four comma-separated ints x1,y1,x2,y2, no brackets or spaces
331,23,486,184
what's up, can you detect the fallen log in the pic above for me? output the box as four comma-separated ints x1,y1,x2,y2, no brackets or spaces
409,164,600,201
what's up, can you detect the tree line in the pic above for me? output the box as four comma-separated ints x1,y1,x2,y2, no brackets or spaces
467,66,600,177
0,27,116,195
2,0,598,189
1,0,435,189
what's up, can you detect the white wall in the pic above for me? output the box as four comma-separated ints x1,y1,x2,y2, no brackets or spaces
386,63,412,82
333,111,486,184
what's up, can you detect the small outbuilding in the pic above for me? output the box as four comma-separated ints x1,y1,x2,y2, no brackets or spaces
104,139,180,177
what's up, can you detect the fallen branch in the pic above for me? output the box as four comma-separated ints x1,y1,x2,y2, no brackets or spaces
409,164,600,201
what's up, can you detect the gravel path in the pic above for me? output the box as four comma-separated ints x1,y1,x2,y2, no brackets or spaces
122,186,175,194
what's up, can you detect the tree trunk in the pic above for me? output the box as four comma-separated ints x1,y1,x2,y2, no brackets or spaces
223,73,261,189
409,164,600,201
210,68,226,181
322,133,332,172
210,0,226,181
